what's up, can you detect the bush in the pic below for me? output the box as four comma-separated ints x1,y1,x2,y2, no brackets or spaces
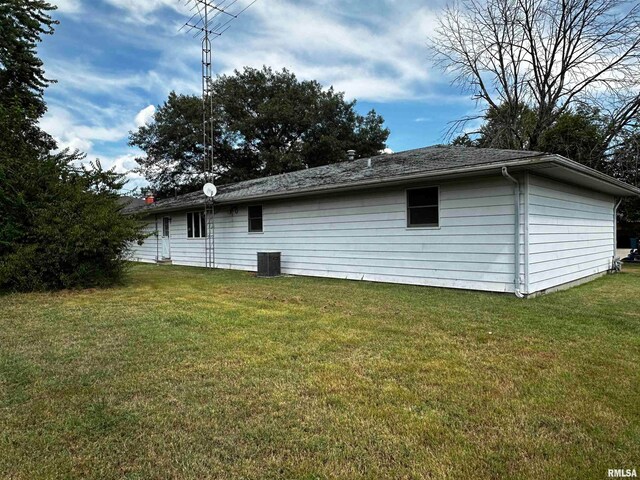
0,137,146,291
0,2,146,291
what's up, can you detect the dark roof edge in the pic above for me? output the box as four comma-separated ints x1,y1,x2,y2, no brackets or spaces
228,154,640,203
137,155,548,214
132,153,640,215
216,155,550,203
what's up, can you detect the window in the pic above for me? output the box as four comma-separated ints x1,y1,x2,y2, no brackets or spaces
187,212,206,238
248,205,263,232
407,187,439,227
162,217,170,237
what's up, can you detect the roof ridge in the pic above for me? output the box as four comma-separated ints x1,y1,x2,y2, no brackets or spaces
128,145,636,214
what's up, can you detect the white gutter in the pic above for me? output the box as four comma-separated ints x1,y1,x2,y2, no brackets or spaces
502,167,524,298
154,215,159,262
549,155,640,196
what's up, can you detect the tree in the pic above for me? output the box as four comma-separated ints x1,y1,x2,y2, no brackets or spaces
0,0,57,121
453,103,640,223
538,106,608,170
129,92,236,197
610,131,640,225
432,0,640,151
0,0,145,291
129,67,390,198
457,103,608,166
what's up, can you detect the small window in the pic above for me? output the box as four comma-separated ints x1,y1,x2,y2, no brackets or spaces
407,187,439,227
162,217,170,237
187,212,207,238
248,205,263,232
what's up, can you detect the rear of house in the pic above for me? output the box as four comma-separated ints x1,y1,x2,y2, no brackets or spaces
127,146,638,297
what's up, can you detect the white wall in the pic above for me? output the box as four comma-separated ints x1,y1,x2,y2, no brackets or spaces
128,219,158,264
129,173,618,295
213,177,518,292
526,174,615,293
166,213,207,267
130,176,519,292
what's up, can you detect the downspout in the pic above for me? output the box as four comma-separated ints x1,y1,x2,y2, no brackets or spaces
155,214,159,263
502,167,524,298
613,198,623,271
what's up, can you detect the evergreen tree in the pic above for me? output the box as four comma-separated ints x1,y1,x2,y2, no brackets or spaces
0,0,145,291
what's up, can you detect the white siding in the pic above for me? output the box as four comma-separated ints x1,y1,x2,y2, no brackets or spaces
128,220,157,263
128,179,518,291
128,173,618,295
212,177,517,293
128,214,207,267
167,213,207,267
527,174,615,293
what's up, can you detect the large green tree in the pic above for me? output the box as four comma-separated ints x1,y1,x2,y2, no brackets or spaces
0,0,145,291
130,67,390,198
610,132,640,226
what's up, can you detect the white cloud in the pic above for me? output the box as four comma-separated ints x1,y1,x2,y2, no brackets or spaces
135,105,156,127
54,0,83,14
205,0,442,102
90,0,453,103
40,105,132,151
106,0,181,16
39,103,154,190
39,0,466,191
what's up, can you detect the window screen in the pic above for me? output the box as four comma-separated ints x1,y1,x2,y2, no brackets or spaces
407,187,439,227
248,205,263,232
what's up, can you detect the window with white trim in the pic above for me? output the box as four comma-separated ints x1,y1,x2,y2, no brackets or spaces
187,212,206,238
407,187,439,227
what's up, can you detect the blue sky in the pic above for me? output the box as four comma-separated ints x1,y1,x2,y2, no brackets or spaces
40,0,479,192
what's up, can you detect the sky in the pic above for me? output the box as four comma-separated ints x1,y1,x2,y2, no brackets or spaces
39,0,480,192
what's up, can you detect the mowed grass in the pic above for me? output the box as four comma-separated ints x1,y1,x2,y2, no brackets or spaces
0,264,639,479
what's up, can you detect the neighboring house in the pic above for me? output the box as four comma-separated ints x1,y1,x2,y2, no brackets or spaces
125,146,640,297
118,196,146,209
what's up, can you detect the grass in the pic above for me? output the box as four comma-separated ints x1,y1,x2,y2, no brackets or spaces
0,264,639,479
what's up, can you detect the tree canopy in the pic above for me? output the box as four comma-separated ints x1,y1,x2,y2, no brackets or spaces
0,0,145,291
130,67,390,198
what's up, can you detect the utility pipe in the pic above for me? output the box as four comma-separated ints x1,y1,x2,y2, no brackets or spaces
155,214,159,263
613,198,623,269
502,167,524,298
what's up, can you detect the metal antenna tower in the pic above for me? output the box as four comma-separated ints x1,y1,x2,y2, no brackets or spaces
179,0,258,268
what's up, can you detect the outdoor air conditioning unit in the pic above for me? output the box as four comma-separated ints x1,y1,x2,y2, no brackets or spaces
257,252,281,277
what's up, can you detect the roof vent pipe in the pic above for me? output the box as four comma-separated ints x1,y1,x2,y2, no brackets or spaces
347,150,356,161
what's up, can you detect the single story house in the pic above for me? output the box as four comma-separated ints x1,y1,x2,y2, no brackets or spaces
126,146,640,297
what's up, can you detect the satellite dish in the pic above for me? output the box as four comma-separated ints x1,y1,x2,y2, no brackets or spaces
203,183,217,198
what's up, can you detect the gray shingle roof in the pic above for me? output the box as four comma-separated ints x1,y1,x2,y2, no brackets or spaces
127,145,545,213
118,196,145,209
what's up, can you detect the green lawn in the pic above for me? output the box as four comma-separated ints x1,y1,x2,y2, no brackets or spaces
1,264,639,479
